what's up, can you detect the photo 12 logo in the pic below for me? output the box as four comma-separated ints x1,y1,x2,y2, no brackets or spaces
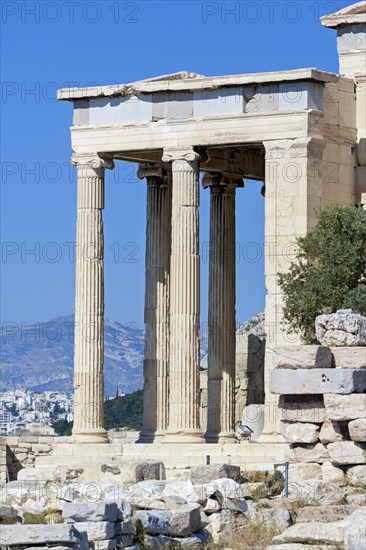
1,2,140,24
201,2,340,24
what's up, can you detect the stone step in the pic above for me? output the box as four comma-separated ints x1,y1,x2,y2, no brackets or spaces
121,441,288,460
50,441,288,460
36,454,126,466
35,454,284,468
52,443,124,456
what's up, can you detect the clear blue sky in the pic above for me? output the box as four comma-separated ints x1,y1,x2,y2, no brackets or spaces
1,0,351,329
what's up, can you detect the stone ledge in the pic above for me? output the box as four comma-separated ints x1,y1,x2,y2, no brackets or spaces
270,368,366,394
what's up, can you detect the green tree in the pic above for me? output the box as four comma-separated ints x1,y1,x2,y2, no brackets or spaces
104,389,143,431
52,418,73,436
278,205,366,343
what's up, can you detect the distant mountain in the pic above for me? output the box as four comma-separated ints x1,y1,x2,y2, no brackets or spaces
0,315,144,396
1,314,210,397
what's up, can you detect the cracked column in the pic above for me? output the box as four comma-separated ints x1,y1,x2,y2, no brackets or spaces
204,174,242,442
162,147,203,442
138,163,172,441
72,154,114,443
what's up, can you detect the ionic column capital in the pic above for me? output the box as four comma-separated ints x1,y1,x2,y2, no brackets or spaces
202,172,244,194
162,146,200,163
137,163,163,180
71,153,115,171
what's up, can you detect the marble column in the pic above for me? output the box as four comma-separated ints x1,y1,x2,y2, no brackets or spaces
162,147,203,442
72,154,114,443
203,174,242,442
137,163,172,441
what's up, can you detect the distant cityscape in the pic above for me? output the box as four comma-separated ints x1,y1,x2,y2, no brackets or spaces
0,388,129,436
0,389,74,436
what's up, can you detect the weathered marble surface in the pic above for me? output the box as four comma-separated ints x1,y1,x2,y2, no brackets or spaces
316,310,366,347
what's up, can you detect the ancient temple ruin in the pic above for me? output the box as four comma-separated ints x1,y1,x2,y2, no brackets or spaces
54,2,366,451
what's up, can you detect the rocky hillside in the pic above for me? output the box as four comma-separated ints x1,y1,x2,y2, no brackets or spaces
1,314,263,397
0,315,144,396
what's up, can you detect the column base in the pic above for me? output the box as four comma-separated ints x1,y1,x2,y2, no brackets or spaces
72,429,109,444
205,431,237,444
137,429,157,443
153,430,168,441
162,429,204,443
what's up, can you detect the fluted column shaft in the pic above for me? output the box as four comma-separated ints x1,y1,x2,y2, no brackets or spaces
72,155,113,443
204,175,239,442
138,164,172,440
162,147,203,442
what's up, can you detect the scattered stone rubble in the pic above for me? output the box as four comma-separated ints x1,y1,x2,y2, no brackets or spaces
1,450,365,549
0,469,281,549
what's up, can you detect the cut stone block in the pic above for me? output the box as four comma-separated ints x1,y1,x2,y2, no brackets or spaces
272,520,348,545
243,84,279,113
116,520,134,535
134,503,202,536
321,461,346,485
345,465,366,487
296,504,359,524
348,418,366,442
279,395,326,423
102,460,165,483
319,420,346,444
73,521,115,541
245,507,291,532
324,394,366,420
270,368,366,394
287,443,329,463
331,347,366,368
89,95,153,126
0,524,81,546
143,531,210,549
190,464,240,484
272,345,332,369
286,480,346,505
288,463,322,482
280,421,320,443
315,310,366,347
327,441,366,464
193,87,243,117
154,92,194,120
208,510,233,545
279,82,323,111
344,508,366,550
63,502,119,523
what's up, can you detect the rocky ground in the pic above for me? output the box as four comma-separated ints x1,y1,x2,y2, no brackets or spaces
1,462,365,549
